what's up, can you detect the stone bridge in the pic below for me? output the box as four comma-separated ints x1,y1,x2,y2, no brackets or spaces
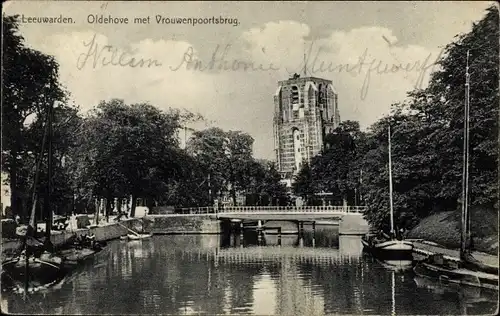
170,206,370,235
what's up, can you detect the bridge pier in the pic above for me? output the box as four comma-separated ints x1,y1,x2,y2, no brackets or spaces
239,222,244,247
312,221,316,248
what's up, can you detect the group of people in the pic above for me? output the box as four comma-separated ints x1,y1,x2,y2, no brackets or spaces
71,233,104,251
370,227,407,243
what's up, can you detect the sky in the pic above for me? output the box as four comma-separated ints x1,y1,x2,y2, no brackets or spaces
3,1,495,159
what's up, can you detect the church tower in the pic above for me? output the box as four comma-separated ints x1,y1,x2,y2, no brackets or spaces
273,74,340,185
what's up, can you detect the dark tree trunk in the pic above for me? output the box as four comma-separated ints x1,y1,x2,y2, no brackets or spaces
231,187,237,206
117,198,122,214
105,196,112,222
130,195,137,217
146,197,154,214
9,154,21,220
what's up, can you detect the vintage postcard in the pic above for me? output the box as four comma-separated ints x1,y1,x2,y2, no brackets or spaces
1,1,498,315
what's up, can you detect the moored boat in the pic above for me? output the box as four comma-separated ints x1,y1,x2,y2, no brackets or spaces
128,233,153,240
361,124,413,260
414,255,498,291
59,247,97,267
413,52,498,291
362,236,414,260
376,258,414,272
2,100,66,294
1,252,65,291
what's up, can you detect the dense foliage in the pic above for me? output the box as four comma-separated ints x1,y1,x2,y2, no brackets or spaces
2,6,497,225
294,6,498,231
2,15,76,221
2,16,287,219
186,128,288,206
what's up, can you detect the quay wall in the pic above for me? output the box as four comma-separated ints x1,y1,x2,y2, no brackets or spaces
338,214,370,235
144,215,221,234
1,218,142,257
2,214,369,257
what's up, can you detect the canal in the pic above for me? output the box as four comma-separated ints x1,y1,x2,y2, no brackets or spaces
1,228,498,315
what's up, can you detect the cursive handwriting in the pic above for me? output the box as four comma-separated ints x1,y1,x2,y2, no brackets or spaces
170,44,280,72
77,34,162,70
77,34,443,100
287,41,444,100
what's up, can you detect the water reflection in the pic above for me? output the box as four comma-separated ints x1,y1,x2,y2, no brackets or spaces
2,233,498,315
413,274,499,315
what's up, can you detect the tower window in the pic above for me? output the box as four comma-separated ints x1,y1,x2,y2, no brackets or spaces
291,86,299,104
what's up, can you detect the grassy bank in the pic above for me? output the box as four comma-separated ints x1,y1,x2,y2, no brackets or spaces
407,206,498,255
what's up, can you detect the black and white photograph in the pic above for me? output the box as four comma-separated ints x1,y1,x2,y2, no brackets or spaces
1,1,498,314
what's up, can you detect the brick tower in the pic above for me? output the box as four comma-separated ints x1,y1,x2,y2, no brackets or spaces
273,74,340,185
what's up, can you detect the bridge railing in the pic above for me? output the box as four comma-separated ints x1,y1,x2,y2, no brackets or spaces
174,205,366,215
219,206,366,213
174,206,216,215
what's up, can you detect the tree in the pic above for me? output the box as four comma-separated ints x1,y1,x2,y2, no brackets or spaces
294,120,367,206
71,99,183,217
293,162,314,203
186,128,257,205
360,5,498,231
259,161,288,206
186,127,229,204
244,160,288,206
2,15,68,220
427,5,498,208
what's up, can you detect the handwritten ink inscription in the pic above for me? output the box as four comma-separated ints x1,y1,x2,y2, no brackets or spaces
76,34,442,99
76,34,162,70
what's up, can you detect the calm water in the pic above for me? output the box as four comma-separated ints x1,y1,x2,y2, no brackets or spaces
2,229,498,315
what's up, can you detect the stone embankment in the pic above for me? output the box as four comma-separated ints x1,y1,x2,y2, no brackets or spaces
1,213,370,258
144,215,221,234
1,218,142,258
1,215,221,257
410,239,499,269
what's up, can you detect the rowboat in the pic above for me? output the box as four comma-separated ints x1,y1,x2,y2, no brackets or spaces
59,248,96,267
128,233,153,240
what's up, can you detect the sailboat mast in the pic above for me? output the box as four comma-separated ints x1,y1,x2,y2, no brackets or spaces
45,99,54,239
460,50,471,260
388,124,395,234
29,116,49,233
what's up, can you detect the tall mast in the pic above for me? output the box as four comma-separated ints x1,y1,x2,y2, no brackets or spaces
388,124,394,235
28,115,49,234
460,50,471,260
45,98,54,239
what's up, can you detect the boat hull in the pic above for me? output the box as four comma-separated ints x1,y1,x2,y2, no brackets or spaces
128,233,153,240
362,238,414,260
376,259,414,272
1,256,65,290
414,261,499,291
59,248,97,266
